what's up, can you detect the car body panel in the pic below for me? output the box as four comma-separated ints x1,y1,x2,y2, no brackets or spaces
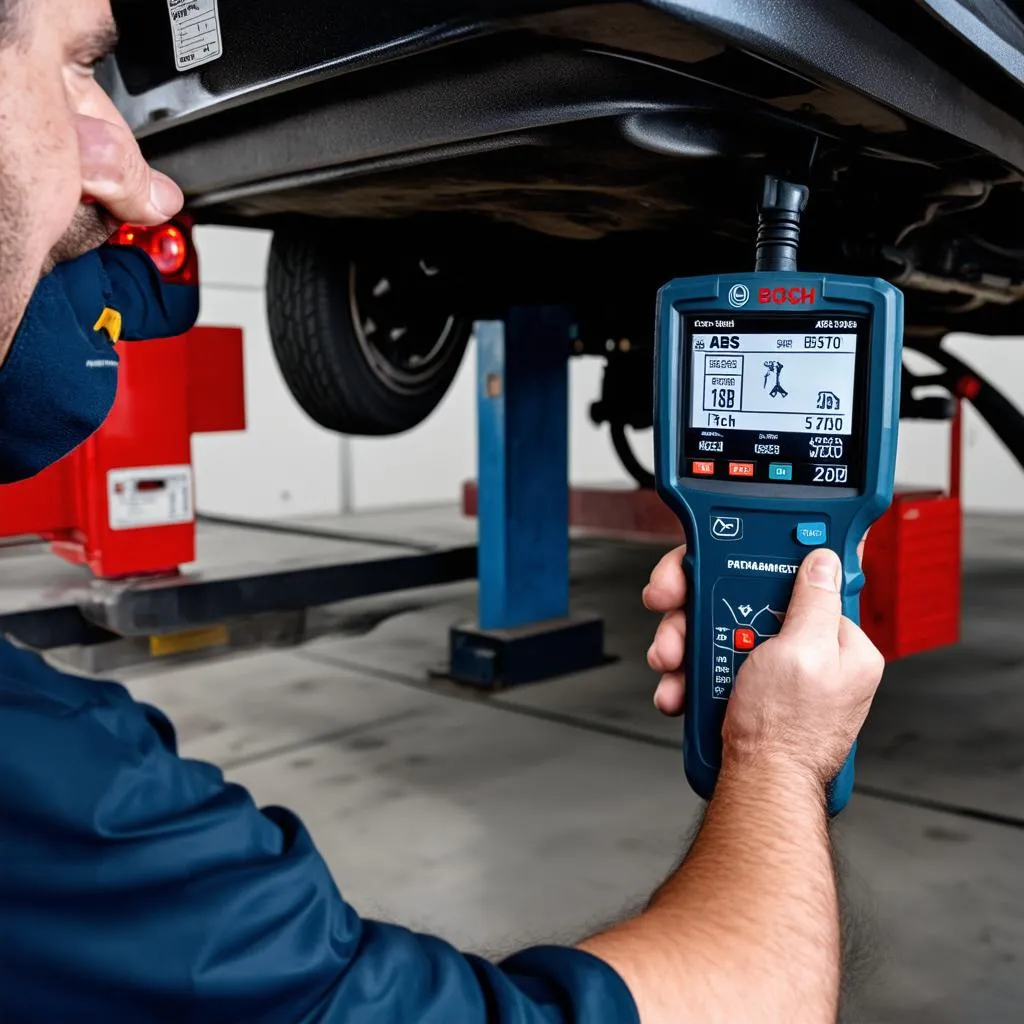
108,0,1024,172
105,0,1024,341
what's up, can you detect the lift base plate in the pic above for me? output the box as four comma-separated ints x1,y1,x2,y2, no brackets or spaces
449,614,606,689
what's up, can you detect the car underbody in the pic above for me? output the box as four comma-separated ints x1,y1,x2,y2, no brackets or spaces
105,0,1024,451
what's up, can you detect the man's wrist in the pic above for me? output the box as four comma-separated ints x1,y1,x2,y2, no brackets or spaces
718,747,828,812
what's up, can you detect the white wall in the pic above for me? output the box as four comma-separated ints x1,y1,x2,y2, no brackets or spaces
190,226,1024,517
346,344,477,510
569,357,641,489
190,227,345,519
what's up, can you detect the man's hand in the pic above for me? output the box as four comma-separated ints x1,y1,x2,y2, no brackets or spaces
40,116,186,276
643,537,868,723
724,548,884,785
642,544,687,717
77,114,183,227
583,546,886,1024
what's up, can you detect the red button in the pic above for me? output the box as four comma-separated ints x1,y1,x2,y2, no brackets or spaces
734,628,756,651
692,460,715,476
728,462,755,477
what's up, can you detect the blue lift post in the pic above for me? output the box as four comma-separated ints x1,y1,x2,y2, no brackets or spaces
449,306,606,688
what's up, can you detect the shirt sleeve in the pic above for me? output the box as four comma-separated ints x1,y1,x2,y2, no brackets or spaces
50,244,200,343
0,645,639,1024
96,243,200,340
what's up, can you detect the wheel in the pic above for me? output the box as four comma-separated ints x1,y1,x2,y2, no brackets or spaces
266,227,471,435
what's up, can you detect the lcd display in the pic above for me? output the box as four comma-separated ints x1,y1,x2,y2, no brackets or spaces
680,314,869,490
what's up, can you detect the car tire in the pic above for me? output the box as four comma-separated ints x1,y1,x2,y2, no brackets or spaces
266,228,471,436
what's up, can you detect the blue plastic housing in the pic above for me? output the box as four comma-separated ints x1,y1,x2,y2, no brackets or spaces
654,272,903,815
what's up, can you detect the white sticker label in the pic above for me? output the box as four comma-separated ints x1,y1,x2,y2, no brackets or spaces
108,466,194,531
167,0,223,72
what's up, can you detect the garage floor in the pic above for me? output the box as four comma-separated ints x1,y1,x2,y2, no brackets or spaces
77,509,1024,1024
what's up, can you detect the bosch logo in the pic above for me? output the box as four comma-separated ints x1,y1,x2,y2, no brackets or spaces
758,286,816,305
727,284,750,307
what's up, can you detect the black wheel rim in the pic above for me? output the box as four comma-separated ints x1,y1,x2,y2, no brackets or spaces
349,254,462,396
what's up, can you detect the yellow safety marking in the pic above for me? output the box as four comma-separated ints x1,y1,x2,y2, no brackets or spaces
93,306,123,343
149,625,229,658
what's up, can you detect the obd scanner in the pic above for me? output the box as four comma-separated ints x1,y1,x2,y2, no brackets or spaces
653,177,903,815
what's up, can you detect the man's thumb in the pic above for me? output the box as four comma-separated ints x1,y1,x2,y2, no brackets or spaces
779,548,843,643
77,115,182,225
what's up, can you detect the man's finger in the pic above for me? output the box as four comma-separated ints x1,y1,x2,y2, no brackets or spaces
647,610,686,672
77,115,183,226
837,615,883,668
778,548,843,644
653,672,685,716
857,529,868,566
643,544,687,612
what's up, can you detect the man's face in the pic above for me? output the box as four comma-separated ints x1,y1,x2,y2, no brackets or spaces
0,0,125,355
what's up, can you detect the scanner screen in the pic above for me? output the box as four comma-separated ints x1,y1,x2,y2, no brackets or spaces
681,314,870,490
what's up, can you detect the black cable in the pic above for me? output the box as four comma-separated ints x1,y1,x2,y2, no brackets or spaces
805,134,819,177
610,423,656,490
966,234,1024,261
755,176,809,273
904,343,1024,471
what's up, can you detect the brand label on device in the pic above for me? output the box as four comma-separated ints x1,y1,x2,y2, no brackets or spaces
726,558,799,575
108,466,194,531
167,0,223,71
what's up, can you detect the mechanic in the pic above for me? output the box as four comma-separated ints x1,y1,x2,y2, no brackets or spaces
0,1,887,1022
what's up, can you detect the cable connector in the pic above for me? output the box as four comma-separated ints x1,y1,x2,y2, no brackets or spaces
755,176,809,272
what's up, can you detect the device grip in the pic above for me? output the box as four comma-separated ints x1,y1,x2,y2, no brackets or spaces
826,583,863,816
827,745,857,816
681,557,862,816
680,549,715,801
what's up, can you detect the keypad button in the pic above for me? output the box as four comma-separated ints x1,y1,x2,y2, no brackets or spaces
733,628,756,651
795,522,828,546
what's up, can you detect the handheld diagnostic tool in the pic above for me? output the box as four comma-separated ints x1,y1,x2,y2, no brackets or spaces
653,178,903,815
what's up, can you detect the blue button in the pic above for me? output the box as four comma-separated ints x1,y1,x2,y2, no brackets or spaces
768,462,793,481
796,522,828,546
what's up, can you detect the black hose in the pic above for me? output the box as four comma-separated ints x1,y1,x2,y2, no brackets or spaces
906,344,1024,471
610,423,656,490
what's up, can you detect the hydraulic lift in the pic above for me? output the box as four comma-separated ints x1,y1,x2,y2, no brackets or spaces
0,221,1012,679
0,223,477,656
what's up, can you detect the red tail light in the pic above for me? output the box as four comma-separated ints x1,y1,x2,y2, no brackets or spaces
111,217,199,286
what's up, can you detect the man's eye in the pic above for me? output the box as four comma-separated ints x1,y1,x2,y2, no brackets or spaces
72,55,106,77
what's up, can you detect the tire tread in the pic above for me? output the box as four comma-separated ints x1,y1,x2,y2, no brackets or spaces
266,231,468,435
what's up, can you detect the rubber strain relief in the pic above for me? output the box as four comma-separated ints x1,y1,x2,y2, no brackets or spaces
755,176,809,273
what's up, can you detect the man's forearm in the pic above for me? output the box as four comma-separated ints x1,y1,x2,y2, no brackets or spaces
579,758,839,1024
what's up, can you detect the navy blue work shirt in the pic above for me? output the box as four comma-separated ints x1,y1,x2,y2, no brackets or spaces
63,240,202,343
0,246,640,1024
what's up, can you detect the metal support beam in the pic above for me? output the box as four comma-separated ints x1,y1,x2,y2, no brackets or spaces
0,528,477,650
478,307,572,629
450,307,605,688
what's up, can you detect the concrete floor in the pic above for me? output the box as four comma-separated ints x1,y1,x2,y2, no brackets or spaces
76,510,1024,1024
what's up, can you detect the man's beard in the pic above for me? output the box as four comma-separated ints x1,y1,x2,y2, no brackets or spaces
39,203,118,276
0,180,118,363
